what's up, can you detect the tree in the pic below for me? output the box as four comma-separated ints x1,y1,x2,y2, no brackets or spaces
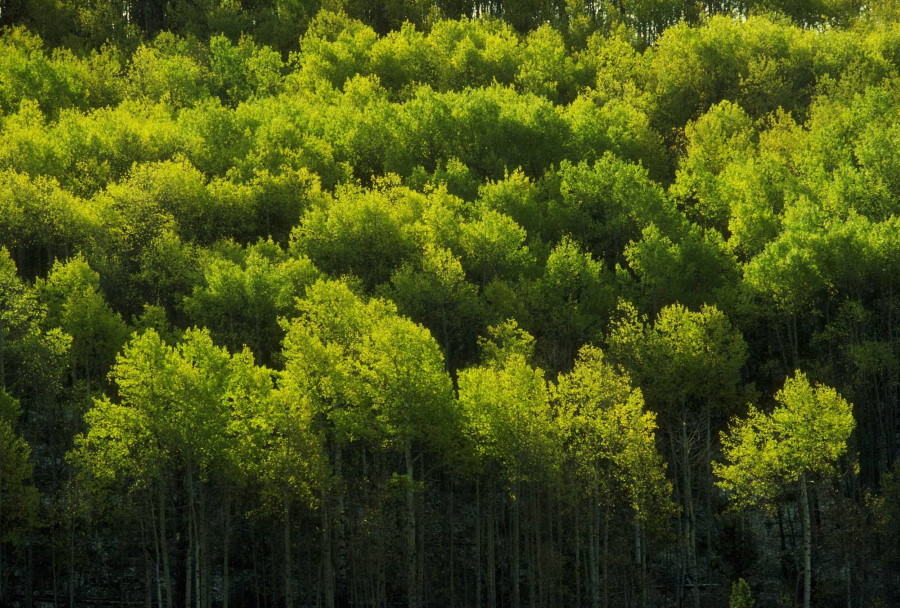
73,328,289,608
290,180,421,289
527,237,614,370
553,345,672,608
729,578,754,608
281,279,459,607
544,154,678,268
0,389,38,605
382,243,485,368
608,301,747,608
353,310,459,608
715,372,855,608
183,241,321,364
37,255,128,393
457,321,559,608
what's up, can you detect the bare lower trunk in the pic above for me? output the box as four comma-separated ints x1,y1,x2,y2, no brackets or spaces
682,423,700,608
800,474,811,608
512,481,521,608
589,503,600,608
323,496,335,608
602,511,610,608
285,500,293,608
405,443,417,608
487,484,497,608
223,497,230,608
475,481,482,608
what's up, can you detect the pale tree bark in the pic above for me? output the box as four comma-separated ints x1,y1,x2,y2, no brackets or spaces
800,473,811,608
284,500,293,608
405,442,417,608
511,481,521,608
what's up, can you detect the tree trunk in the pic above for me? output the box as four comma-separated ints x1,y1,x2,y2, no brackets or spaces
322,494,335,608
487,483,497,608
159,482,173,608
682,422,700,608
334,444,346,602
151,493,164,608
589,503,600,608
449,474,456,608
405,443,417,608
285,500,293,608
602,510,610,608
800,473,812,608
185,489,193,608
575,510,581,608
223,495,230,608
512,481,521,608
476,480,482,608
25,537,33,608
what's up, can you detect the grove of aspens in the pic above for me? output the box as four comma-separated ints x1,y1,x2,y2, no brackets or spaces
0,0,898,606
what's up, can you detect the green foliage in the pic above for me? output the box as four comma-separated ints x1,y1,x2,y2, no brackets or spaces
0,27,123,116
715,371,855,509
0,8,896,606
730,578,754,608
0,170,84,263
183,240,321,361
37,255,128,384
0,413,39,542
554,344,673,518
0,247,71,397
282,279,459,457
625,223,739,312
608,300,747,420
457,321,558,481
381,243,485,367
126,33,210,107
291,179,423,288
208,35,284,103
545,153,678,265
526,237,614,369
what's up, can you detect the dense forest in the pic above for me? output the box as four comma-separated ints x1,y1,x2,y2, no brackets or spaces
0,0,899,606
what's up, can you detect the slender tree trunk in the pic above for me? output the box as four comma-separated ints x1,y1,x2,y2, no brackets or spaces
681,422,700,608
637,520,647,608
185,489,193,608
602,510,610,608
667,435,685,607
417,455,426,606
575,510,581,608
589,503,600,608
512,481,521,608
528,488,537,608
251,526,261,608
487,483,497,608
52,536,59,608
190,476,201,608
159,482,173,608
0,512,4,605
334,444,346,602
142,515,153,608
151,493,164,608
223,495,230,608
800,474,812,608
449,474,455,608
25,536,33,608
323,493,335,608
69,516,75,608
285,500,293,608
200,484,210,608
476,480,482,608
405,442,417,608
